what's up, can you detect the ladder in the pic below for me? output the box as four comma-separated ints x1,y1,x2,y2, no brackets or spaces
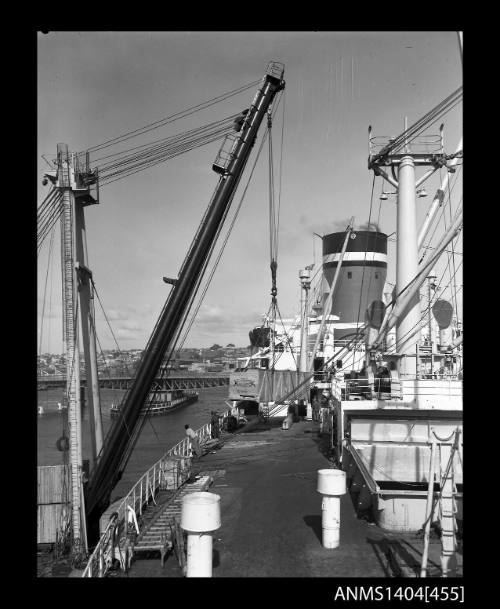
133,475,213,568
420,427,461,577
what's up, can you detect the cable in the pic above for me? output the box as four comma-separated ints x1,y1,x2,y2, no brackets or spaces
91,277,128,361
38,193,64,252
95,114,236,169
99,126,233,187
351,174,376,367
81,79,261,155
38,227,56,356
176,129,269,351
175,91,285,354
382,258,463,356
373,87,462,161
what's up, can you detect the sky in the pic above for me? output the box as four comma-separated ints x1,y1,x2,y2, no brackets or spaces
37,31,463,352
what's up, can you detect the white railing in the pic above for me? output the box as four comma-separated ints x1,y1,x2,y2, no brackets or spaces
82,409,230,577
83,514,118,577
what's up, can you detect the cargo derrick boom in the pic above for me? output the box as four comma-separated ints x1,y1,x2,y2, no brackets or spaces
85,63,285,531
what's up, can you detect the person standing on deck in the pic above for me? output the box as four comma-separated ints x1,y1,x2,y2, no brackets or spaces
185,424,201,458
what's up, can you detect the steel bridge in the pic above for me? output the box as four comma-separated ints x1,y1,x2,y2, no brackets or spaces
37,375,229,391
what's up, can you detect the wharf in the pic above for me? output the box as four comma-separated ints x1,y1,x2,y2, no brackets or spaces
121,417,459,578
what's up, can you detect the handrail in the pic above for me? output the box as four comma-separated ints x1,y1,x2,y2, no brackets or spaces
82,408,231,577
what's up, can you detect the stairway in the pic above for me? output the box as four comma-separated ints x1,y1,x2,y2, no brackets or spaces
133,475,213,566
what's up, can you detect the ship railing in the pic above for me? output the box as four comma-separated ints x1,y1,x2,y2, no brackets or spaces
344,374,461,401
82,409,231,577
82,455,177,577
368,133,443,157
82,514,118,577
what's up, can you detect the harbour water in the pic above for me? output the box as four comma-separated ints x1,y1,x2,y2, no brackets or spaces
37,385,229,500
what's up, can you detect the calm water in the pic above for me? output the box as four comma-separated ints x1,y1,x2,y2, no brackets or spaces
37,385,229,500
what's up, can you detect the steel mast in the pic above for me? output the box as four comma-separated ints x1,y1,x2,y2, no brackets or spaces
57,143,84,553
368,121,447,375
54,144,101,555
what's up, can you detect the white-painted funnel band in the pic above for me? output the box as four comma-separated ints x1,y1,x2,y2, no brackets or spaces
323,252,387,264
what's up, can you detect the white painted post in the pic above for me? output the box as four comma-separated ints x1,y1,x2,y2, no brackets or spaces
181,492,221,577
317,469,346,549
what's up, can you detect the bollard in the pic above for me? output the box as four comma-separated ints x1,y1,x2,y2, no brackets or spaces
317,469,346,549
306,403,313,421
180,492,221,577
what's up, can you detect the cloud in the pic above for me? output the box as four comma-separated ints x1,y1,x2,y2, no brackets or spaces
106,308,130,321
117,319,142,331
188,306,264,338
115,327,143,341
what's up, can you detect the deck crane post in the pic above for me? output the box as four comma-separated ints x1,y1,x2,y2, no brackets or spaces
85,62,285,534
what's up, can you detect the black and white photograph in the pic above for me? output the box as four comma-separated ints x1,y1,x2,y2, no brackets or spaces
37,31,463,584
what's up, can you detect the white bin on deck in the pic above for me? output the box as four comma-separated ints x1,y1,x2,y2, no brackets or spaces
317,469,346,549
181,492,221,577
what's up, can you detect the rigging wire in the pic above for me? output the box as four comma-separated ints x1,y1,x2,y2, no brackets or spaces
37,189,61,233
81,79,261,155
38,193,64,253
95,114,236,170
38,226,56,357
419,165,462,264
446,172,460,322
175,125,270,352
350,174,376,367
330,233,464,377
276,89,286,256
99,126,234,187
373,86,463,161
90,277,130,372
312,219,355,353
175,91,285,355
37,187,59,223
106,93,287,482
381,259,463,357
97,120,233,178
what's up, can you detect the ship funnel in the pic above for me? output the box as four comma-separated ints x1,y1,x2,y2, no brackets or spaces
322,230,387,339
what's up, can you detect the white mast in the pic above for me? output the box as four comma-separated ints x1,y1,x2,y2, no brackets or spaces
395,118,421,359
368,118,447,374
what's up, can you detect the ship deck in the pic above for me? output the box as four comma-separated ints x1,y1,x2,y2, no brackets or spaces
113,417,461,578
